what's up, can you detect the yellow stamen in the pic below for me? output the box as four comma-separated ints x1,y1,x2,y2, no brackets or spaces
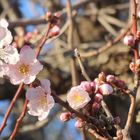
74,94,83,103
18,64,29,75
38,96,47,106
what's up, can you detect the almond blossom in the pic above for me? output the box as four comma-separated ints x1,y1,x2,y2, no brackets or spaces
26,79,55,121
0,19,19,64
0,19,12,48
67,86,91,110
7,46,43,85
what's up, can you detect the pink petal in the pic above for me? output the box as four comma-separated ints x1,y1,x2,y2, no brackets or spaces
0,27,6,41
24,75,36,84
20,46,36,63
29,60,43,76
3,45,19,64
40,79,51,94
0,19,8,28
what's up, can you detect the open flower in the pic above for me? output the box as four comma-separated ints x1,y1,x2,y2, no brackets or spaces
26,79,55,121
0,19,13,48
0,19,19,64
7,46,43,85
67,86,91,110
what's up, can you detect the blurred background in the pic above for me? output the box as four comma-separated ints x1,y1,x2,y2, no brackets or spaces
0,0,140,139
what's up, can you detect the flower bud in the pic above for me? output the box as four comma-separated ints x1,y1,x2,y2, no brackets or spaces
49,25,60,37
94,93,103,102
60,112,71,122
45,12,52,20
98,72,106,82
99,84,113,95
115,79,127,89
79,81,93,94
75,119,84,128
129,62,135,72
106,75,116,83
92,102,101,113
123,34,135,46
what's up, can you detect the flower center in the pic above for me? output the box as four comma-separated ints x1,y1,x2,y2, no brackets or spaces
38,96,47,106
18,64,29,75
74,94,83,103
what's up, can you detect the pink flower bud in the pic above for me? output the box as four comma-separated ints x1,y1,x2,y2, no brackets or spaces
123,35,135,46
106,75,116,83
115,79,127,89
98,72,106,82
94,93,103,102
49,25,60,37
60,112,71,122
79,81,93,94
54,12,60,18
75,119,84,128
99,84,113,95
45,12,52,19
129,62,135,72
92,102,101,112
136,59,140,67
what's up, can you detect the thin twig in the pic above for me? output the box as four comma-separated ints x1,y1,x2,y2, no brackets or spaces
9,99,28,140
8,21,53,139
67,0,78,86
124,0,139,134
0,83,24,134
75,49,91,81
80,22,132,58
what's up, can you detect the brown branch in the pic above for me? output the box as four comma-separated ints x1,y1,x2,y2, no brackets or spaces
74,49,91,81
8,0,92,28
67,0,78,86
88,129,108,140
124,0,139,135
8,20,53,139
80,22,132,58
0,83,24,134
9,99,28,140
9,18,47,28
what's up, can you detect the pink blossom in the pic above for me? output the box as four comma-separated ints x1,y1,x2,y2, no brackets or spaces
99,83,113,95
0,19,13,48
7,46,43,85
67,86,91,110
106,75,116,83
94,93,103,102
60,112,71,122
123,35,135,46
26,79,55,121
75,119,84,128
49,25,60,37
79,81,93,94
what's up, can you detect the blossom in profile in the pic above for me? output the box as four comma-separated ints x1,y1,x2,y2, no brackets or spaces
0,19,13,48
7,46,43,85
26,79,55,121
67,86,91,110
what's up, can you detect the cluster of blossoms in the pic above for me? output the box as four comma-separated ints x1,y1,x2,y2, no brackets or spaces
60,72,126,128
0,18,126,125
0,18,58,121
